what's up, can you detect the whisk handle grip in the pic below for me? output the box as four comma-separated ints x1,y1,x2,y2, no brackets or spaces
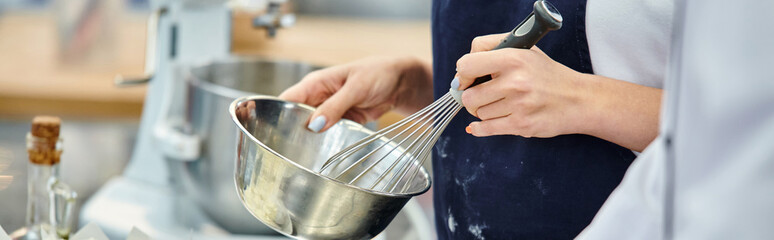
469,0,563,88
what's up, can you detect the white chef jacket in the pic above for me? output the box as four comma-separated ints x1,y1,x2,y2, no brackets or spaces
586,0,674,89
578,0,774,239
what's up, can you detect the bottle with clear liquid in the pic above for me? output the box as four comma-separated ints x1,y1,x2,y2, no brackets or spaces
23,116,76,240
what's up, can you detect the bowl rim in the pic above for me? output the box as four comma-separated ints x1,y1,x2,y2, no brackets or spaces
229,95,432,198
186,56,321,99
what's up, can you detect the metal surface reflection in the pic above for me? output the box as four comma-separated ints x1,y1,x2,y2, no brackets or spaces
231,96,431,239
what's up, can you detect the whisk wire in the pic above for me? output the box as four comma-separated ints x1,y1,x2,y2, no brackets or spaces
348,95,455,185
318,93,465,193
386,99,462,192
319,93,451,174
364,95,458,189
318,92,463,193
324,94,453,180
395,103,462,193
342,98,449,182
380,98,458,191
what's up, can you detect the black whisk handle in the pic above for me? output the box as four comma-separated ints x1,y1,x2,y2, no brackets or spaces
468,0,563,88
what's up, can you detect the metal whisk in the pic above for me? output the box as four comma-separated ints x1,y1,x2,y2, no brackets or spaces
319,0,564,193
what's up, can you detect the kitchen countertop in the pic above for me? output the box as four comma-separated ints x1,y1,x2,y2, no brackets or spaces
0,12,432,119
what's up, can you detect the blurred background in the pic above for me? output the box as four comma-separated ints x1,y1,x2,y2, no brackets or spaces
0,0,434,238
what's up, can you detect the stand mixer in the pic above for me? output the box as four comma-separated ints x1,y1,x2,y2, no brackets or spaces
79,1,432,239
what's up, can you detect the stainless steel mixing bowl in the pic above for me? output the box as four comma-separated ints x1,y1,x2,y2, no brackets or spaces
169,58,318,235
230,96,431,240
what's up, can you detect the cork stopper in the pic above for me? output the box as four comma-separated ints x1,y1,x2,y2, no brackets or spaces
28,116,62,165
31,116,61,139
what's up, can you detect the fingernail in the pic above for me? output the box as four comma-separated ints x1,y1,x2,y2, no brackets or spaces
465,126,472,134
308,115,326,133
451,77,460,90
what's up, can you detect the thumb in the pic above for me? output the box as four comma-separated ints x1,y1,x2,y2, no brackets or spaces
306,85,360,133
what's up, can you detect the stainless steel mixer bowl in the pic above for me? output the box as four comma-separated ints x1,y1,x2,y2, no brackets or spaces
170,58,318,235
230,96,431,239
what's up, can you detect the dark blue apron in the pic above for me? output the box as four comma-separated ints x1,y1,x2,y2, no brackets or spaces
431,0,636,239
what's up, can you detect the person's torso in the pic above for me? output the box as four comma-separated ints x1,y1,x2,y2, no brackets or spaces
430,0,658,238
580,1,774,239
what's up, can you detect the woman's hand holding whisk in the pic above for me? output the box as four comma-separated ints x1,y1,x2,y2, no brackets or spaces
279,56,434,133
454,33,661,152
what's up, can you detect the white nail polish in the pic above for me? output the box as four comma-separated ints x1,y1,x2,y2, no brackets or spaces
308,116,326,133
451,77,460,90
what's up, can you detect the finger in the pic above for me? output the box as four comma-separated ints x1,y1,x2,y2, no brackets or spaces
473,98,514,121
467,117,522,137
470,33,509,53
460,78,508,117
340,103,391,125
279,66,349,105
455,48,527,90
278,81,311,103
341,110,370,125
531,45,545,55
307,83,362,133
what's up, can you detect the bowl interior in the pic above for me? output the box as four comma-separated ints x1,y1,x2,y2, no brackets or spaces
235,97,431,195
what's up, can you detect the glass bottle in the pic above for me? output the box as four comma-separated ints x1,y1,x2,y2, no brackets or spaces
48,177,77,239
24,116,75,240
